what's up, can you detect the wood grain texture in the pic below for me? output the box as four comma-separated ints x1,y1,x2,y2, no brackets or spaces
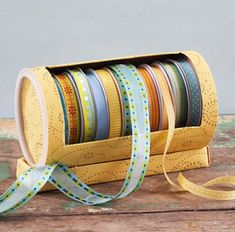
0,115,235,231
1,211,235,232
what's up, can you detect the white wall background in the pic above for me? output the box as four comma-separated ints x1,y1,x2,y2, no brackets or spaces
0,0,234,118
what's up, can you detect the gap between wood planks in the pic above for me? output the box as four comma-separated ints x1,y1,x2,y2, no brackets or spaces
1,207,235,220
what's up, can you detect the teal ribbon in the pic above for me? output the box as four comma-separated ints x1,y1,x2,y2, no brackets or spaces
176,58,202,126
53,78,70,144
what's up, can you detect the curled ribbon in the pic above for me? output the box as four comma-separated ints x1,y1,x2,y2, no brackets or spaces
159,67,235,200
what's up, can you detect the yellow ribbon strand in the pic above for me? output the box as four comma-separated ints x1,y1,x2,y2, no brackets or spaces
152,66,179,190
177,173,235,200
154,65,235,200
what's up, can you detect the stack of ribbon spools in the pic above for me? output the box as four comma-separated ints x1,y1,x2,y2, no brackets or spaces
7,50,226,217
52,55,202,145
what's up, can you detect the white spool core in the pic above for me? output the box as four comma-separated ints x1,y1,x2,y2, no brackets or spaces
15,69,49,167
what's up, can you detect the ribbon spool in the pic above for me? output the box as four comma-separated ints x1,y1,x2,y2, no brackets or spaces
138,64,161,131
53,73,81,144
66,69,96,142
85,69,110,140
95,69,123,138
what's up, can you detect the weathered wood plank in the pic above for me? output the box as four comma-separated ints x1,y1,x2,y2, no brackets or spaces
0,139,21,159
0,116,235,219
0,211,234,232
0,119,17,140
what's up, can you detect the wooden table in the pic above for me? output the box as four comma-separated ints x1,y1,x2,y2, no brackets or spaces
0,115,235,231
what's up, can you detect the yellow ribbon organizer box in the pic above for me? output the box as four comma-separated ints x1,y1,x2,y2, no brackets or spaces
15,50,217,191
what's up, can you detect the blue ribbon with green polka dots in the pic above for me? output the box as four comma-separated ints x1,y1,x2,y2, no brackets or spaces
176,58,202,126
0,64,150,215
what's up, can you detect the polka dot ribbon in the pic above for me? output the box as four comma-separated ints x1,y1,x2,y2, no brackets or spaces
0,64,150,215
67,69,96,142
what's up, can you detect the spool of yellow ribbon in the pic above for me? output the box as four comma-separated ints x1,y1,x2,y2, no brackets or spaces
68,69,96,142
96,69,123,138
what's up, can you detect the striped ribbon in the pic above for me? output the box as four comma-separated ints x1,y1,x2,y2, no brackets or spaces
151,64,171,130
